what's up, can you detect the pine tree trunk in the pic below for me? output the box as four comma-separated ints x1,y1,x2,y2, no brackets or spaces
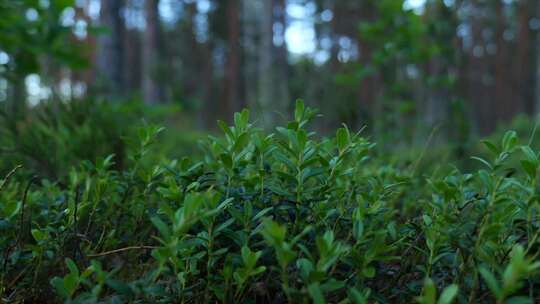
423,2,448,140
142,0,162,104
257,0,275,128
242,0,258,115
515,0,531,115
273,0,289,116
535,0,540,117
223,0,243,118
97,0,124,98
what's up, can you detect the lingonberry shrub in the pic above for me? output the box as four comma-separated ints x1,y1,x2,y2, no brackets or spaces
1,101,540,303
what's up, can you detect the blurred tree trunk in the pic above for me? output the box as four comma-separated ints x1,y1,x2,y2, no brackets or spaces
535,0,540,117
200,41,214,127
124,28,142,96
356,2,380,133
494,0,505,119
515,0,532,114
241,0,261,126
424,3,443,129
75,2,97,93
142,0,163,104
97,0,124,98
468,0,491,134
422,1,457,141
521,0,539,115
257,0,275,127
273,0,289,115
222,0,243,119
8,77,25,119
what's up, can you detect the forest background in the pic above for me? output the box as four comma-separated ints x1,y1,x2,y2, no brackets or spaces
2,0,540,170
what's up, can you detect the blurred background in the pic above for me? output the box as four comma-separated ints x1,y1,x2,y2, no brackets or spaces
2,0,540,176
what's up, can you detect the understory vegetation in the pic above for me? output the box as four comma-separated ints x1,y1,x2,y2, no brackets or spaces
2,101,540,303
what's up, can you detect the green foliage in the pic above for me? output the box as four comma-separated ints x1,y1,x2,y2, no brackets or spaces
2,102,540,303
0,0,86,79
0,99,193,179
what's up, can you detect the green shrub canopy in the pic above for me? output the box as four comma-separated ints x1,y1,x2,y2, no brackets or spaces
1,101,540,303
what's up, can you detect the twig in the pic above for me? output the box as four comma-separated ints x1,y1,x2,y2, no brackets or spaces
3,176,38,273
73,184,81,235
6,264,31,290
87,245,158,257
17,176,38,246
411,125,440,176
0,165,22,193
72,184,87,265
529,119,539,146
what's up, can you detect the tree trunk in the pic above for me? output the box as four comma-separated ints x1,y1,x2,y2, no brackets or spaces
257,0,276,128
223,0,243,119
469,0,491,134
142,0,163,104
97,0,124,98
423,1,449,141
515,0,531,115
242,0,259,116
273,0,289,116
534,0,540,117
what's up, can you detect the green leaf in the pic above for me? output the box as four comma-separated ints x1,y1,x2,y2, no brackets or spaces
151,216,171,240
215,218,235,234
253,265,266,275
482,140,500,155
295,99,305,123
521,146,538,164
423,214,433,226
502,130,518,152
234,109,249,130
51,277,69,299
240,109,250,127
307,283,326,304
220,153,233,169
348,287,368,304
253,207,273,221
505,296,533,304
353,220,364,240
336,127,349,152
66,258,79,277
217,120,233,138
233,132,250,153
31,229,47,242
362,266,375,278
297,129,308,150
471,156,493,170
423,278,437,304
521,160,537,180
479,267,502,300
437,284,458,304
63,273,79,297
241,245,260,268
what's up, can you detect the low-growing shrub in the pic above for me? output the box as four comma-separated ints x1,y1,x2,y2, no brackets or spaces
1,101,540,303
0,99,196,180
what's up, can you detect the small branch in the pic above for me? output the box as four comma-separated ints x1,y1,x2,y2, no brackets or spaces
73,184,81,235
0,165,22,193
16,176,38,246
72,184,88,265
3,176,37,273
411,124,440,176
6,264,31,290
87,245,158,258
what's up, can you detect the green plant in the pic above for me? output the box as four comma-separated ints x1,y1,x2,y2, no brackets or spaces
2,101,540,303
